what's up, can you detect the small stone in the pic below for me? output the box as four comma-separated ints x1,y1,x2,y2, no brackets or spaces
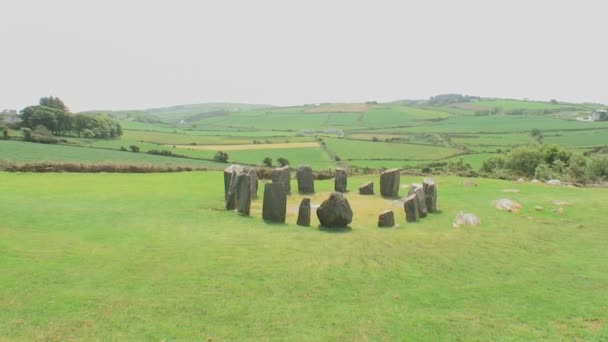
403,194,419,223
494,199,522,213
547,179,561,186
380,168,400,197
297,198,311,227
359,182,374,195
378,210,395,227
462,180,477,187
534,206,544,211
334,168,347,192
452,211,481,228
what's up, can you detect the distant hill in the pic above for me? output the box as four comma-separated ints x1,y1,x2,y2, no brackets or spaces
82,102,274,124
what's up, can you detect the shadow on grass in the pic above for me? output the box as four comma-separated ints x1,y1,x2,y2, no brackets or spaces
263,220,288,227
318,225,352,234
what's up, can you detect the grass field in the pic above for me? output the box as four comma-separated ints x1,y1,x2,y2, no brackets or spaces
1,172,607,340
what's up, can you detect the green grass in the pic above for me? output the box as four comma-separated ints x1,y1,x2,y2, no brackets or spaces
0,140,224,168
1,172,607,340
323,137,461,161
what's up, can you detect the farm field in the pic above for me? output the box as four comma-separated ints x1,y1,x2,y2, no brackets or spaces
1,172,607,340
0,140,224,169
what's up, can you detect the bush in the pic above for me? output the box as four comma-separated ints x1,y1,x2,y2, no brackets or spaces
480,156,505,174
214,151,229,163
262,157,273,167
1,126,8,140
147,149,184,158
22,125,58,144
120,146,127,151
586,156,608,181
504,146,543,177
129,145,140,153
277,157,289,167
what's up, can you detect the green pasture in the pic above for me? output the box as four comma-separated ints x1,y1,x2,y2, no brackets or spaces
0,140,222,169
323,137,460,161
1,172,607,340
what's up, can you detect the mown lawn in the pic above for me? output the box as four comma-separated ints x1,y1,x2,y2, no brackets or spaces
0,172,607,340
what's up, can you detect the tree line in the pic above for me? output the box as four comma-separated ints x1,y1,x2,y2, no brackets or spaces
19,97,123,139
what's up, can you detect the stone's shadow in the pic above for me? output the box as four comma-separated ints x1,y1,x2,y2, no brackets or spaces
318,225,352,233
263,220,288,226
236,212,253,218
381,196,402,200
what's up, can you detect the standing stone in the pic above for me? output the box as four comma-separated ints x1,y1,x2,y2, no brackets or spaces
403,194,419,222
408,184,428,218
380,168,400,197
235,172,251,215
272,165,291,194
297,198,311,227
248,168,259,199
224,164,243,206
316,192,353,228
296,165,315,194
262,182,287,223
378,210,395,228
225,169,238,210
359,182,374,195
334,168,347,192
423,178,437,213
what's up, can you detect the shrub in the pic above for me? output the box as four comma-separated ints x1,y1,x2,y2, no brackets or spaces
22,125,58,144
262,157,273,167
504,146,543,177
120,146,128,151
129,145,140,153
586,156,608,181
277,157,289,167
214,151,229,163
1,126,9,140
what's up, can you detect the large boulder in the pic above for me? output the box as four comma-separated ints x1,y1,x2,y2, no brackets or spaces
380,168,400,197
271,165,291,194
378,210,395,228
297,198,311,227
359,182,374,195
334,168,347,192
422,178,437,213
262,183,287,223
403,194,419,222
316,192,353,228
408,184,428,218
235,172,251,215
296,165,314,194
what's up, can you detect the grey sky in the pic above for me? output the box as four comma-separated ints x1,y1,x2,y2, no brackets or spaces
1,0,606,112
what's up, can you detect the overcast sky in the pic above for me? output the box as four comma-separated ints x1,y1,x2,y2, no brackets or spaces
1,0,606,112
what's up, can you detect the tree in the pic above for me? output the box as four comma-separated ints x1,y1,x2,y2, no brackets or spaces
22,125,58,144
505,145,543,177
277,157,289,167
1,126,8,140
39,96,69,112
129,145,140,152
214,151,229,163
530,128,543,144
262,157,273,167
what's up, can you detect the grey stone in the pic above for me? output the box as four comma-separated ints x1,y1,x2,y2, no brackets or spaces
316,192,353,228
235,172,251,215
423,179,437,213
271,165,291,194
408,184,427,218
334,168,347,192
359,181,374,195
378,210,395,228
452,211,480,228
224,164,244,209
248,168,258,199
296,165,314,194
262,183,287,223
380,168,400,197
403,194,419,222
297,198,311,227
